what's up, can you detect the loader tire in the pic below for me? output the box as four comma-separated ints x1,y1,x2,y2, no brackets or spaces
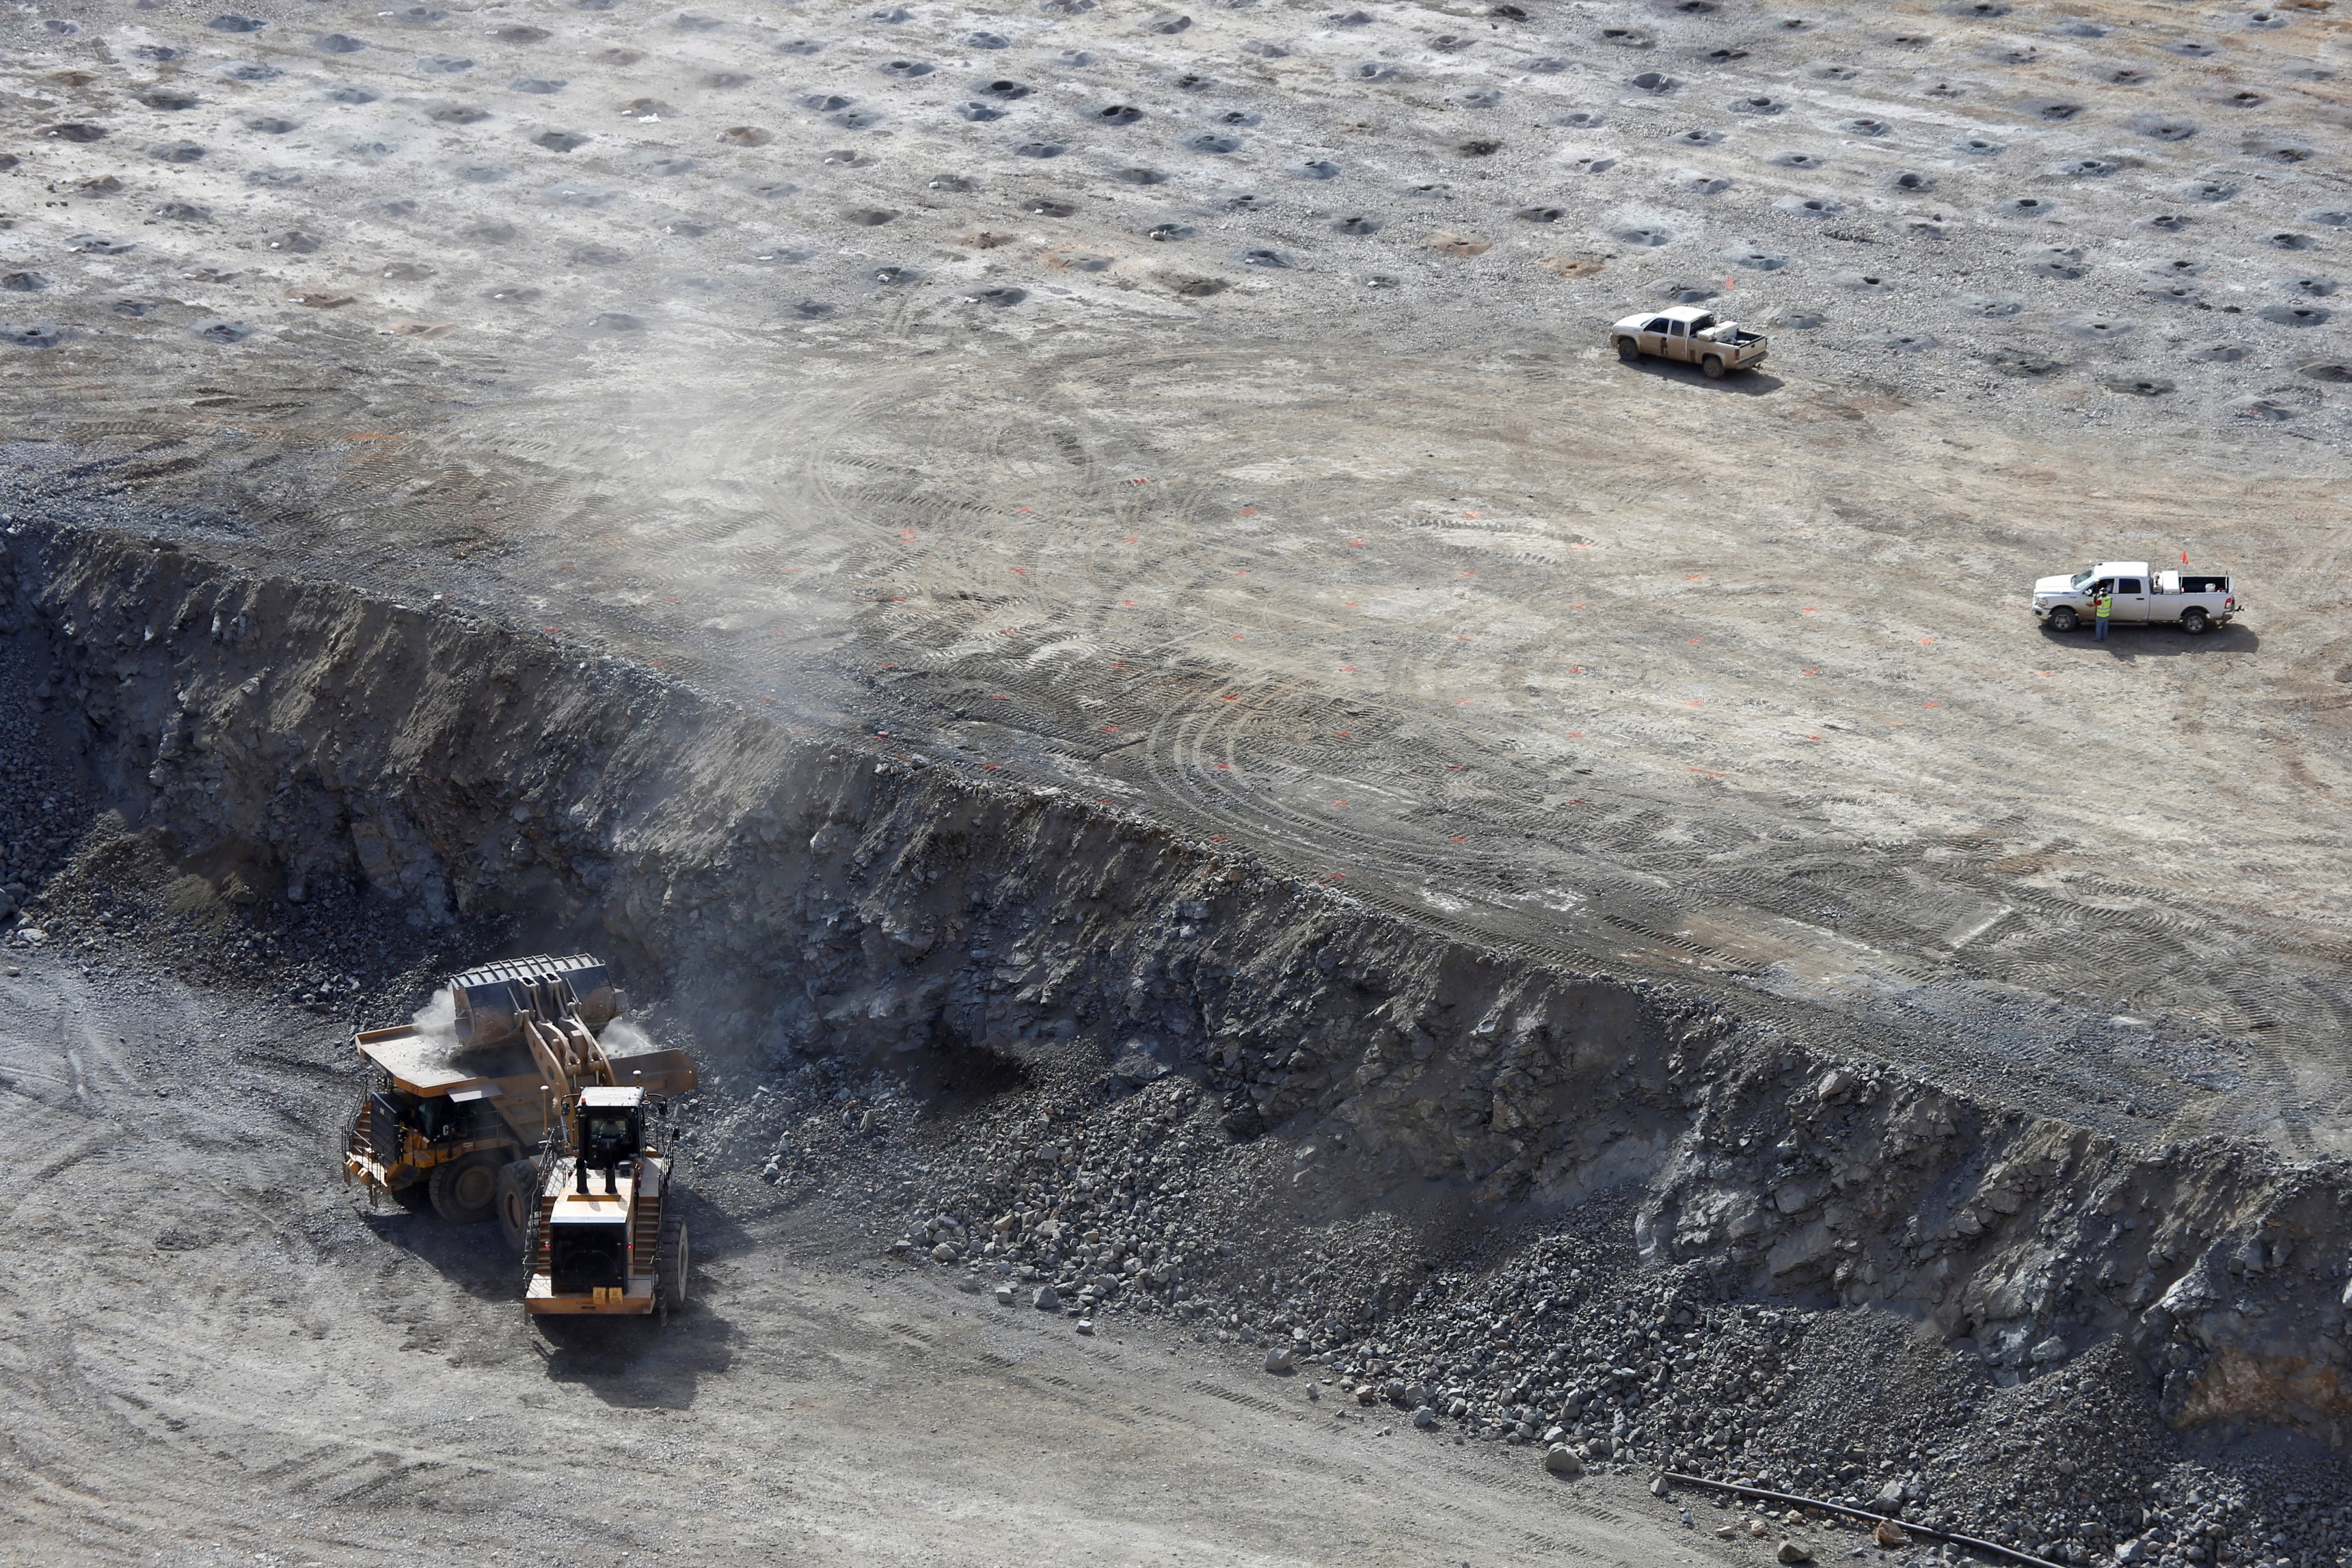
429,1150,503,1224
656,1215,690,1315
495,1158,540,1253
1615,337,1640,363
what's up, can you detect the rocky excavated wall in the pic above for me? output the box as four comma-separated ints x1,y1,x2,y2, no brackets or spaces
6,520,2347,1445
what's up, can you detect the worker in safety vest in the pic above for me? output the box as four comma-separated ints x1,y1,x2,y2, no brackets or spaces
2093,589,2112,642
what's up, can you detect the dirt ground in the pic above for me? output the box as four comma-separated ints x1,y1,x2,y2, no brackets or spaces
1,953,1745,1567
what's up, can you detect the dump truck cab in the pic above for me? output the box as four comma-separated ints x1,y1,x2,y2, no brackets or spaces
526,1085,689,1318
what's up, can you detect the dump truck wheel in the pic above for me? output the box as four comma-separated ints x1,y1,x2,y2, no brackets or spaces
2180,607,2210,635
1702,355,1725,380
390,1180,434,1214
429,1151,502,1223
657,1215,690,1314
2048,606,2079,633
495,1158,539,1252
1615,337,1639,362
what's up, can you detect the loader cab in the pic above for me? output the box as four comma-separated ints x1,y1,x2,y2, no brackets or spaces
577,1087,646,1170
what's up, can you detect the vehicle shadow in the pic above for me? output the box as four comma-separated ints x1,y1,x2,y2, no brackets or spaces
2038,622,2260,656
358,1201,525,1303
534,1299,737,1410
1616,356,1787,396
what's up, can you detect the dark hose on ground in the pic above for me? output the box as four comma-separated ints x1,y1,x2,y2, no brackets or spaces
1658,1470,2072,1568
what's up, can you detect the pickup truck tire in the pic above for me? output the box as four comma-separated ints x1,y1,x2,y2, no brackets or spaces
1615,337,1640,362
2047,607,2080,633
1702,355,1725,380
2180,607,2210,635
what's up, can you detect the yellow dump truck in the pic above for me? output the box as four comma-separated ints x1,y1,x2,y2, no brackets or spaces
342,953,696,1264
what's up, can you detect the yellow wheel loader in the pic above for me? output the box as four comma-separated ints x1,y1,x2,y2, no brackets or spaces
341,954,696,1263
522,1084,690,1318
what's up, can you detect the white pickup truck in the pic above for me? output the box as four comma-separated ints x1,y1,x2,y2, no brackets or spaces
2030,561,2242,635
1609,305,1769,379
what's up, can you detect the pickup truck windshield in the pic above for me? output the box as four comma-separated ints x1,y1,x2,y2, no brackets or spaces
2069,570,2095,590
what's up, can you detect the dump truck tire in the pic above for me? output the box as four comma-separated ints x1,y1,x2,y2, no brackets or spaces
495,1157,539,1252
390,1180,434,1214
429,1150,503,1223
657,1215,690,1314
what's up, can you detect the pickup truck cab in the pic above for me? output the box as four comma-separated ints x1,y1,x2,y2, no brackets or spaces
2031,561,2242,635
1610,305,1769,379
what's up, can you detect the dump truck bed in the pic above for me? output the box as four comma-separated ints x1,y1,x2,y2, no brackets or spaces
354,1024,698,1100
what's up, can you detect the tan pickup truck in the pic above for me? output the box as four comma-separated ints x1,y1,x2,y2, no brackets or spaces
1609,305,1770,378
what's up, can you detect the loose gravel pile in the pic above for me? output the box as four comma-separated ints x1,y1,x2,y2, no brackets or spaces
714,1047,2350,1568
